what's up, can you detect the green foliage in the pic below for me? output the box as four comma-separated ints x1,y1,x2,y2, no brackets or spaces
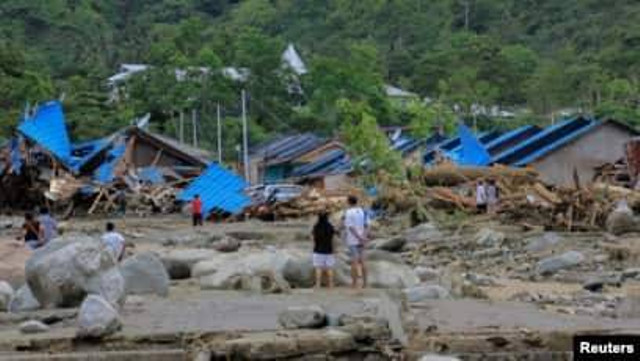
406,100,455,138
338,99,403,179
2,0,640,144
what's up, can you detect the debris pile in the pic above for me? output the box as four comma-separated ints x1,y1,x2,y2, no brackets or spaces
246,188,350,219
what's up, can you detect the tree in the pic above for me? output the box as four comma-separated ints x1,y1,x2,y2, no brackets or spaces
406,100,456,138
338,99,403,180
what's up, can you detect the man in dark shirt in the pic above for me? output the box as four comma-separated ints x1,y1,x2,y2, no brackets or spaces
312,212,336,289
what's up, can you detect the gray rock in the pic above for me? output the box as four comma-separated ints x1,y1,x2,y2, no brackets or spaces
277,305,326,329
472,247,503,258
283,255,315,288
525,232,561,253
85,267,126,309
0,281,14,311
536,251,585,276
8,285,40,313
419,355,461,361
415,267,440,282
623,268,640,280
465,273,497,286
375,237,406,252
404,285,450,302
77,295,121,338
213,236,241,253
25,235,121,308
616,297,640,318
19,320,50,334
474,228,505,247
403,223,442,244
366,261,420,289
120,252,170,297
606,209,638,235
160,249,218,279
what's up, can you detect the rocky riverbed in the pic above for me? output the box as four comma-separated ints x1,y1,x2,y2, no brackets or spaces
0,214,639,360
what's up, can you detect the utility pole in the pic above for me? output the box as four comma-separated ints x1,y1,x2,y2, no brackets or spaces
179,111,184,144
192,109,198,147
241,89,250,182
217,103,222,164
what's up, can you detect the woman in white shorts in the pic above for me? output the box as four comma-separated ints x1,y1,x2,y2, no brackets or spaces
312,212,336,288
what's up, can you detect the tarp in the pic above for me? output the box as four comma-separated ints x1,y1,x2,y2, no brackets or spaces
177,164,250,215
18,101,72,164
457,124,491,166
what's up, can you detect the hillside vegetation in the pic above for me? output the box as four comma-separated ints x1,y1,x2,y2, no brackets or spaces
1,0,640,159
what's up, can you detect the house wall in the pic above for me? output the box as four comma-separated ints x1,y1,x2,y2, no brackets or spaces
132,140,189,168
531,124,634,186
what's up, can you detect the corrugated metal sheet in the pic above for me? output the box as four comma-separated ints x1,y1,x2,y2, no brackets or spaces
252,133,324,165
291,149,352,178
492,117,596,166
177,164,250,215
18,101,71,164
93,143,126,184
484,125,542,156
424,131,501,165
138,166,165,184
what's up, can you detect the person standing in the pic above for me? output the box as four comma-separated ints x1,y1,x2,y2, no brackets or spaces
38,207,57,247
101,222,126,262
191,194,203,227
20,213,40,250
312,212,336,289
476,180,487,214
486,179,499,214
343,195,368,289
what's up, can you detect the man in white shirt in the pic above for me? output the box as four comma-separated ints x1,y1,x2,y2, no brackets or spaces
343,195,368,288
476,180,487,214
101,222,126,262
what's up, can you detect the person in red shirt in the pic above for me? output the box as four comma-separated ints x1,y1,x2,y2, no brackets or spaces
191,194,203,227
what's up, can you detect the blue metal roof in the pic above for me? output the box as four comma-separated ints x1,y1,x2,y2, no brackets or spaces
484,125,542,156
291,149,352,178
492,116,597,166
252,133,324,165
93,143,126,184
18,101,72,165
424,130,501,165
177,164,250,215
138,166,165,184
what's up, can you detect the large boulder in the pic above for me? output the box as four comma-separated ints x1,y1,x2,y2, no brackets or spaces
277,305,326,329
8,285,40,313
198,250,292,292
160,249,218,279
366,261,420,289
606,209,638,235
525,232,562,253
414,267,440,282
283,255,315,288
25,235,125,309
536,251,585,276
404,285,450,302
0,281,14,311
474,228,505,247
403,223,443,244
77,295,121,339
120,252,170,297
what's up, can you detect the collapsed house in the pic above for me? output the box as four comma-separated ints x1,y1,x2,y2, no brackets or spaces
0,101,249,217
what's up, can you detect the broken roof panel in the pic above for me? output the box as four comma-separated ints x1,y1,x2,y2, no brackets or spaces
18,101,72,164
177,164,250,215
137,166,165,185
424,130,501,165
492,117,597,166
93,143,126,184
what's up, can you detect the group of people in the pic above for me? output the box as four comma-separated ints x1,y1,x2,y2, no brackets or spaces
476,179,500,214
19,207,58,250
20,207,126,263
311,195,369,289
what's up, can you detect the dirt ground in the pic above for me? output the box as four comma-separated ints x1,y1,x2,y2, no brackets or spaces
2,213,640,359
